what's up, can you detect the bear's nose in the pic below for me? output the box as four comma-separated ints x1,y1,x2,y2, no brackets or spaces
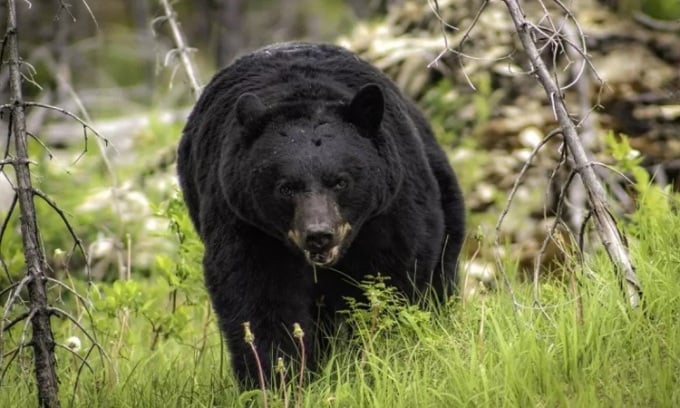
305,228,334,252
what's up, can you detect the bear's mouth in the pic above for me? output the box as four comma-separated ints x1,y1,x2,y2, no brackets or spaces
304,246,341,267
288,223,351,268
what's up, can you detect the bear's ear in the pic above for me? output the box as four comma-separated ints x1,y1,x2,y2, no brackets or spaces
346,83,384,135
235,93,266,128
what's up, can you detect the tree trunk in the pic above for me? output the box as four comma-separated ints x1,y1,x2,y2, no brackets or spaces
5,0,61,406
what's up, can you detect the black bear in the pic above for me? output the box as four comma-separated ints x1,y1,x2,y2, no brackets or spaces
177,42,465,387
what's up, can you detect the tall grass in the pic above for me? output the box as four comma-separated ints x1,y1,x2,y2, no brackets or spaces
2,191,679,407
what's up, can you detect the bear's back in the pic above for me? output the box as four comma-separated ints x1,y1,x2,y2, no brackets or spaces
201,42,402,108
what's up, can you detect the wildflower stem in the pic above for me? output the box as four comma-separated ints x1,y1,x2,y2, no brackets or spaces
293,323,305,406
243,322,268,408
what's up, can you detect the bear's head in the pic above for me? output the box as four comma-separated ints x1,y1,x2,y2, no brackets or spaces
219,84,403,267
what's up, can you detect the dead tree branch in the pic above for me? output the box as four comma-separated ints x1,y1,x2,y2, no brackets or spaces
4,1,62,405
143,0,202,180
500,0,643,308
155,0,202,99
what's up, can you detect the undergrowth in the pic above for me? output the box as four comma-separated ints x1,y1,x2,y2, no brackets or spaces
2,182,679,407
2,133,679,407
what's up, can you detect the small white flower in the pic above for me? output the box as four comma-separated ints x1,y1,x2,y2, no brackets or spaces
626,149,641,160
65,336,81,352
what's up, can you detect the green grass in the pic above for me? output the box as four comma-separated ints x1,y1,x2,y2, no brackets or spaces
2,151,680,408
3,192,679,408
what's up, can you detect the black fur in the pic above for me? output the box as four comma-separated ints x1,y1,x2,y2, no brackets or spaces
177,42,465,387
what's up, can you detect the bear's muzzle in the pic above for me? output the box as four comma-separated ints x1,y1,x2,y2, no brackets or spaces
287,193,352,267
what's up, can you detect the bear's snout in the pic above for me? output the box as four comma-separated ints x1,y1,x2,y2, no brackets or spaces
305,227,334,253
288,222,346,267
300,222,352,267
286,193,353,267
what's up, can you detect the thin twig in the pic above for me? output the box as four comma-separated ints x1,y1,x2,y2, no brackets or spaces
45,278,92,309
24,101,106,144
70,342,99,408
633,11,680,31
46,307,109,362
427,0,501,90
38,50,119,187
0,280,20,300
0,194,19,274
32,188,90,277
1,311,31,333
0,345,23,384
494,128,562,310
533,169,578,303
54,343,94,375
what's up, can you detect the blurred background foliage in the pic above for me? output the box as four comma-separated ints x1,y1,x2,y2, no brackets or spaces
0,0,679,296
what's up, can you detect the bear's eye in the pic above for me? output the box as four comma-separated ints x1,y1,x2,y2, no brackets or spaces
278,184,294,198
332,178,349,191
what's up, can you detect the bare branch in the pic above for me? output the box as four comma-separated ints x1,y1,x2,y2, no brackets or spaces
32,188,90,278
0,194,17,274
57,1,77,21
427,0,460,32
47,306,109,362
35,48,121,194
533,168,578,301
500,0,643,307
54,343,94,374
69,343,100,408
632,10,680,32
2,311,30,333
493,128,562,310
1,276,30,314
24,101,107,144
45,277,107,364
427,0,512,91
155,0,202,99
46,278,92,309
0,279,20,300
495,128,562,241
0,345,23,384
